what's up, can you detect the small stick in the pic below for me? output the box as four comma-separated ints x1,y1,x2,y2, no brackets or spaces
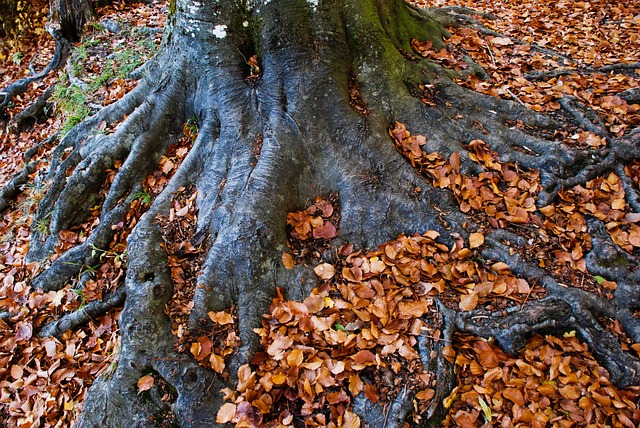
505,87,526,106
484,40,496,67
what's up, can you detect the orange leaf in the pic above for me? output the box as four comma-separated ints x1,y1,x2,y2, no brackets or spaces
137,375,154,392
282,252,295,269
503,387,525,405
216,403,237,423
286,348,304,367
208,311,234,325
349,374,364,396
416,388,435,401
459,292,478,311
210,353,225,374
469,232,484,249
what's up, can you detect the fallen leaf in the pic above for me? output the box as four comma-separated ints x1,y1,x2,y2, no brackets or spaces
459,292,479,311
469,232,484,249
282,252,295,269
137,375,154,392
314,263,335,280
216,403,237,423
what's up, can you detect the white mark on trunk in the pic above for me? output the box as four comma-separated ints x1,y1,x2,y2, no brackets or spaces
213,24,228,39
308,0,318,10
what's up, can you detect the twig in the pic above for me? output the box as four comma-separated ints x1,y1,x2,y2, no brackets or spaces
484,40,496,67
505,87,526,106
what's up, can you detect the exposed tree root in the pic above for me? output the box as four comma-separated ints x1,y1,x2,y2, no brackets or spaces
0,31,69,120
2,0,637,426
476,230,640,387
0,162,37,213
13,86,55,127
39,286,125,338
526,62,640,82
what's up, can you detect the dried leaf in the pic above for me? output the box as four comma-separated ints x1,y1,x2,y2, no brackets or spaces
208,311,234,325
459,292,479,311
137,375,154,392
210,353,225,373
282,252,295,269
216,403,237,423
503,387,525,405
314,263,335,280
469,232,484,249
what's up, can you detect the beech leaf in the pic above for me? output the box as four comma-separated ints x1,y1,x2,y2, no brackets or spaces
137,375,154,392
314,263,335,280
216,403,236,423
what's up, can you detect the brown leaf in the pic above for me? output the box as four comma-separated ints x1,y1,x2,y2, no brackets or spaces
137,375,154,392
343,410,361,428
313,221,337,239
349,374,364,396
352,350,376,365
364,383,379,402
450,151,461,171
503,387,525,405
282,252,295,269
267,335,294,358
10,365,23,380
459,292,478,311
216,403,237,423
469,232,484,249
208,311,234,325
314,263,335,280
304,295,325,313
397,300,431,318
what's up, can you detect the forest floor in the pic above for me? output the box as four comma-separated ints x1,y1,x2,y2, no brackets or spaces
0,0,639,427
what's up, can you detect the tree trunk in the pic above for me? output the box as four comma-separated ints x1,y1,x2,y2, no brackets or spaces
48,0,94,41
9,0,639,426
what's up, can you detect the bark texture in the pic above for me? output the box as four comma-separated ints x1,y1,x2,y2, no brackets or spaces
48,0,94,41
3,0,639,426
